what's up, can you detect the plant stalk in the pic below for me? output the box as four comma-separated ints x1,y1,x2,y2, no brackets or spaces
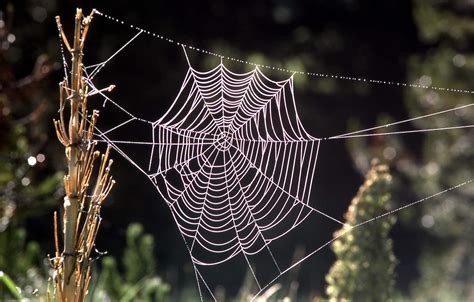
61,9,83,300
52,8,115,302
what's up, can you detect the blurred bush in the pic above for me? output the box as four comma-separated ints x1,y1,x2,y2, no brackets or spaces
406,1,474,300
0,3,62,300
326,161,397,302
92,223,170,302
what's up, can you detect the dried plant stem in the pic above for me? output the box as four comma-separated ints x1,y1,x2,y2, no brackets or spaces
51,8,115,302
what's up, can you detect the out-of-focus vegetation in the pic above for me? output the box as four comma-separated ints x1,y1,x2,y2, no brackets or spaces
0,271,22,299
0,3,60,300
347,1,474,301
407,1,474,300
93,223,170,302
0,0,472,301
326,162,397,302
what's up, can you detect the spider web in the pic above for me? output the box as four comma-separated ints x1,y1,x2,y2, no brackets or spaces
149,53,331,265
59,11,474,301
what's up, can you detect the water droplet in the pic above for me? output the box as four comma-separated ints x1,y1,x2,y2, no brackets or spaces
21,177,31,186
421,215,434,228
419,75,432,87
452,54,466,67
7,33,15,44
383,147,397,160
36,153,46,163
27,156,37,166
273,5,292,24
32,6,47,23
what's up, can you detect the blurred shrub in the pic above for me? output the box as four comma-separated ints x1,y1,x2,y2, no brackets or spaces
326,161,396,302
0,271,22,299
93,223,170,302
0,227,47,299
406,1,474,300
0,4,61,300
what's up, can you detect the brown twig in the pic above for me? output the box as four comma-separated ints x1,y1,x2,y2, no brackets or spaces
51,8,115,302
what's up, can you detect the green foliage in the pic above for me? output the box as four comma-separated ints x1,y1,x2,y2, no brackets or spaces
414,0,474,44
0,120,61,231
0,11,62,297
94,223,170,302
326,162,397,302
0,86,60,301
0,271,22,299
0,42,60,301
0,228,39,274
406,1,474,300
123,223,156,283
0,226,47,299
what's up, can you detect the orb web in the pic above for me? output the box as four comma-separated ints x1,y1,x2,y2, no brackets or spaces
149,61,323,267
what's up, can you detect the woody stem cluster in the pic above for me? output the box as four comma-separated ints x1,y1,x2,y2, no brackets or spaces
51,8,115,302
